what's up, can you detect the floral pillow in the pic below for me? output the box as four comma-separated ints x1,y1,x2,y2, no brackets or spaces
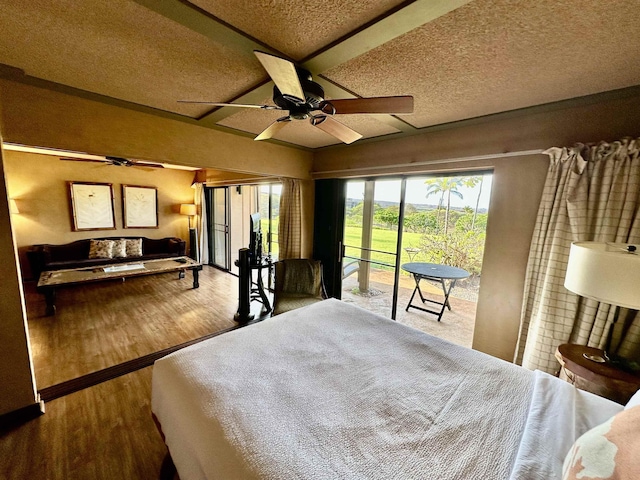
88,239,114,259
563,405,640,479
112,239,127,258
125,238,143,257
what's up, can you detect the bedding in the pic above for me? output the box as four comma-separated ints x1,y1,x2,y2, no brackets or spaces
152,299,623,480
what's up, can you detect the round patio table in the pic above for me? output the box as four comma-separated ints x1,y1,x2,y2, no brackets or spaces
401,262,470,322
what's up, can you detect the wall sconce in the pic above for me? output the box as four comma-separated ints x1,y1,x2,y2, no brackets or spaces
9,198,19,215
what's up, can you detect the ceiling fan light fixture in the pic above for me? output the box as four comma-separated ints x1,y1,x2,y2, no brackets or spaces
179,51,413,145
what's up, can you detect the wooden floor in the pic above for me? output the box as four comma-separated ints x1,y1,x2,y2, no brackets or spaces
2,266,268,479
24,266,248,388
1,367,168,480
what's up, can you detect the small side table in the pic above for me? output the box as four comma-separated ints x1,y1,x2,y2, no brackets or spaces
555,343,640,405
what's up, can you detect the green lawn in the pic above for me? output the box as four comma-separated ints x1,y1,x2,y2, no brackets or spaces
264,219,425,269
343,225,424,269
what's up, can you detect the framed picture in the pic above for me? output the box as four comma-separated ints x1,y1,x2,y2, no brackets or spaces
68,181,116,231
122,185,158,228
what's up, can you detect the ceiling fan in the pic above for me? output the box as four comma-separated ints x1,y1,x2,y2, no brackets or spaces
60,156,165,169
179,51,414,144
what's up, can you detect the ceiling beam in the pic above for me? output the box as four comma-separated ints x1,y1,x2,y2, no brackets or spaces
194,0,473,130
301,0,473,73
131,0,282,57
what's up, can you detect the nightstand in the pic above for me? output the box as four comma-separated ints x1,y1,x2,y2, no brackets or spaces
555,343,640,405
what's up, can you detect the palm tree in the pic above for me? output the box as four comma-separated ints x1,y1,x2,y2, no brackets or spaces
424,177,464,234
462,176,483,230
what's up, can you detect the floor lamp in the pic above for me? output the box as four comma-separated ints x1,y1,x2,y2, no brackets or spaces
180,204,198,261
564,241,640,362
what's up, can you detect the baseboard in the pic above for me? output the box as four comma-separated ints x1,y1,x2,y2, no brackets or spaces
0,396,45,431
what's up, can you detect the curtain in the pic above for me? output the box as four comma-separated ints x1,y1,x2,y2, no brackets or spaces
193,182,209,265
278,178,302,260
515,138,640,373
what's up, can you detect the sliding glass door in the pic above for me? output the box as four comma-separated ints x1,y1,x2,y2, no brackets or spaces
207,186,231,270
340,173,492,346
342,179,404,319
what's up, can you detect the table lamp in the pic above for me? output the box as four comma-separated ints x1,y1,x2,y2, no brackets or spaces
179,203,197,229
564,242,640,361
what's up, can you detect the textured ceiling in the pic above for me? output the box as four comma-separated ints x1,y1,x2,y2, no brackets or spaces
324,0,640,128
0,0,639,150
191,0,407,59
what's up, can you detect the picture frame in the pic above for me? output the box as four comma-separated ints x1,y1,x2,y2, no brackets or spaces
68,181,116,231
122,185,158,228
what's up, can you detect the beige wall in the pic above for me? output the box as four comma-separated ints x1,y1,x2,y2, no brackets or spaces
314,92,640,361
0,79,313,180
0,135,37,416
4,150,196,279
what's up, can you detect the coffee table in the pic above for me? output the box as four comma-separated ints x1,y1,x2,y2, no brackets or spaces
37,256,200,316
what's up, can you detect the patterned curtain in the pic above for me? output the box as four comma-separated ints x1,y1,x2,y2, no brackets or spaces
515,138,640,373
278,178,302,260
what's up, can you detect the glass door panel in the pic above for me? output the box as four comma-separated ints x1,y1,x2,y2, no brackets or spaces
212,187,229,270
342,179,402,319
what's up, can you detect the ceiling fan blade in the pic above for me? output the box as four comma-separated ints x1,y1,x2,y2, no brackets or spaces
60,157,108,164
310,116,363,144
255,117,291,141
134,162,165,169
321,96,414,115
254,51,305,104
177,100,281,110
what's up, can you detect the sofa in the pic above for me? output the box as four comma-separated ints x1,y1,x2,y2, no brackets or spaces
27,236,186,279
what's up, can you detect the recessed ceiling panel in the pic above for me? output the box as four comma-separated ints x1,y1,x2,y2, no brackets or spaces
323,0,640,128
0,0,265,118
191,0,407,59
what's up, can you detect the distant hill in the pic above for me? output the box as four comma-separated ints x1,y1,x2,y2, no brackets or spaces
346,198,487,214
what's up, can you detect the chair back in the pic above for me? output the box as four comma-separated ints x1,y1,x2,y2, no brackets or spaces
274,259,325,298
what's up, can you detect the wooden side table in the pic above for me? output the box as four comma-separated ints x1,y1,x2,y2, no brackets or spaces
555,343,640,405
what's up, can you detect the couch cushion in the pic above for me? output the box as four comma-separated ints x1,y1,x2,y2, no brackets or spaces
112,239,127,258
88,239,114,259
45,240,91,263
126,238,143,257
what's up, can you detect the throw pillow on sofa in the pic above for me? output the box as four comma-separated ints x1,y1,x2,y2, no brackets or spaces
112,239,127,258
88,239,114,259
125,238,143,257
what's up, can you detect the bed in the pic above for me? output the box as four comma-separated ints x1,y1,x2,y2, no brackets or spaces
151,299,627,480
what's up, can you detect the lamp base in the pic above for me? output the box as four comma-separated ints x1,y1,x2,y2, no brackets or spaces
188,228,198,261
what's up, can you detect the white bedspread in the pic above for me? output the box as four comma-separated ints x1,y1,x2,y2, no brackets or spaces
509,370,622,479
152,299,619,480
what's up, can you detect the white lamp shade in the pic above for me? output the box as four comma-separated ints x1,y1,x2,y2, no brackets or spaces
565,242,640,310
180,204,197,216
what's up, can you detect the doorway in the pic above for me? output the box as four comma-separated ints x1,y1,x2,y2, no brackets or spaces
207,186,231,270
341,172,493,347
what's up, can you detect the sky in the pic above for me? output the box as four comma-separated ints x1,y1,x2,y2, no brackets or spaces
346,174,493,210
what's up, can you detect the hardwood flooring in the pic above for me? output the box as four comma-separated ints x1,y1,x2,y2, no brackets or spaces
0,367,168,480
1,265,270,479
24,266,254,388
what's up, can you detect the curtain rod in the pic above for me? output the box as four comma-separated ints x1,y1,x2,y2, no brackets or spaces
312,149,546,176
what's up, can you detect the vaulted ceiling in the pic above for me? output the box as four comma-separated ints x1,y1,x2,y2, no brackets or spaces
1,0,639,150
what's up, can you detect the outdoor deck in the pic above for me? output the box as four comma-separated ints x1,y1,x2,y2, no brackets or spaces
341,268,477,348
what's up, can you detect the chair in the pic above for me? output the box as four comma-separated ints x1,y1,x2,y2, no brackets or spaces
272,259,327,316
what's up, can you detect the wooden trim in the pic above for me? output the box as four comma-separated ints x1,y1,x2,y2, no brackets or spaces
38,323,241,402
0,398,45,430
